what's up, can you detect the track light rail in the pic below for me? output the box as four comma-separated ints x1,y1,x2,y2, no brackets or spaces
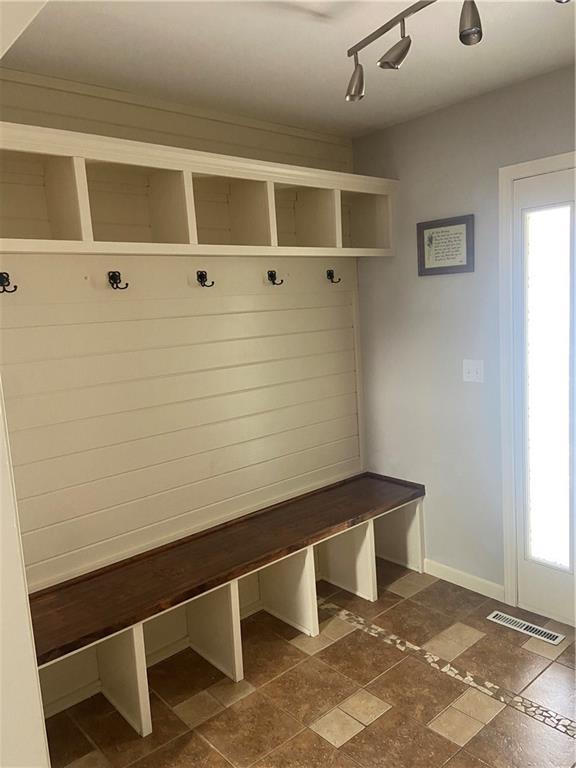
347,0,437,58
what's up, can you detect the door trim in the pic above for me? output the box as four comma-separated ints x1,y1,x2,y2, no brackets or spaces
499,152,576,607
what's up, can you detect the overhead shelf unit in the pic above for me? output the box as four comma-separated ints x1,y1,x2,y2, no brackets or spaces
0,121,397,256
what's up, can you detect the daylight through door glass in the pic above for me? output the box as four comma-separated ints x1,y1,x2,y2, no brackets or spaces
525,205,572,569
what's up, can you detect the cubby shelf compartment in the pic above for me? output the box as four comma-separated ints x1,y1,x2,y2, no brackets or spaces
192,175,273,246
0,150,85,240
86,161,193,244
341,191,391,249
274,184,339,248
315,521,378,602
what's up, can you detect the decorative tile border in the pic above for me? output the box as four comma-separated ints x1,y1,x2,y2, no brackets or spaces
317,597,576,739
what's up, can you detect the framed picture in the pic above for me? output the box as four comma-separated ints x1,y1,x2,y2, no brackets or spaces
417,214,474,276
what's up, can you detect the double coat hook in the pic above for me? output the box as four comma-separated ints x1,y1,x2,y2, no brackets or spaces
197,270,215,288
0,272,17,293
267,270,284,286
326,269,342,284
108,271,129,290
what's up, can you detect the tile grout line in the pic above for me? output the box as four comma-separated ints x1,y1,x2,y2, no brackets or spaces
317,597,576,740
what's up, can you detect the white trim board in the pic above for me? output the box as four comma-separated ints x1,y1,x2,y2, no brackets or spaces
424,559,505,602
498,151,576,607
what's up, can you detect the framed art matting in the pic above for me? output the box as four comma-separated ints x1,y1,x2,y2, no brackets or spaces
417,214,474,276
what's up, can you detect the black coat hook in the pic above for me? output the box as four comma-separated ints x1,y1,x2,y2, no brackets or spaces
267,270,284,286
0,272,17,293
108,271,129,290
326,269,341,284
197,270,215,288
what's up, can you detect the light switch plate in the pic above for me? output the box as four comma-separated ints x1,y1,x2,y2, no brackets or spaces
463,359,484,383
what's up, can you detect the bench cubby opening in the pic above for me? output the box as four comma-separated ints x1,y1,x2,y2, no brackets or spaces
373,498,425,574
0,150,85,240
39,624,152,737
192,175,273,246
143,580,243,684
341,191,390,249
252,546,319,636
274,184,338,247
86,161,193,243
315,520,378,601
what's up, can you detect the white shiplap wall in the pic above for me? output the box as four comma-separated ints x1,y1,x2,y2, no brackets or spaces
0,69,353,172
0,253,361,591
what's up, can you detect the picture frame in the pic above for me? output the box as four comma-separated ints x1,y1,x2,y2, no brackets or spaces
417,214,475,276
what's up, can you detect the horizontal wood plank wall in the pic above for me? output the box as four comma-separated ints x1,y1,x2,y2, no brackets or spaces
0,69,353,172
0,254,361,591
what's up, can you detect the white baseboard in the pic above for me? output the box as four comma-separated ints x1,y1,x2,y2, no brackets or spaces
424,559,505,602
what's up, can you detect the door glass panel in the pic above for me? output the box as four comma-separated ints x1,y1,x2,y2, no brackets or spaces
524,205,571,569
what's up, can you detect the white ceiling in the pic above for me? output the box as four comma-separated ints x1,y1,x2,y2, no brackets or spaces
1,0,574,137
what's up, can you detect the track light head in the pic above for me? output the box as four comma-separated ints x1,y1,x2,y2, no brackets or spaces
459,0,483,45
345,54,365,102
377,35,412,69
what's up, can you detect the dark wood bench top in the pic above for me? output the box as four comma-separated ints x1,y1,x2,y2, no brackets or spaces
30,472,424,665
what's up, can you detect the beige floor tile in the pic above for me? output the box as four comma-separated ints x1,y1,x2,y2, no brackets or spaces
467,706,575,768
423,623,485,662
339,689,391,725
173,690,223,727
46,712,94,768
522,662,575,717
387,572,438,598
290,633,335,654
310,708,364,747
428,707,485,746
197,692,302,768
208,678,255,707
453,689,505,724
453,634,549,693
261,658,357,725
342,707,458,767
67,752,111,768
522,620,575,661
319,615,357,641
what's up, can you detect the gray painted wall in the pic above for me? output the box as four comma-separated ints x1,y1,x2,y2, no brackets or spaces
354,67,575,587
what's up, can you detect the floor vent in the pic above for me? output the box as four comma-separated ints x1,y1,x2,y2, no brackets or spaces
486,611,565,645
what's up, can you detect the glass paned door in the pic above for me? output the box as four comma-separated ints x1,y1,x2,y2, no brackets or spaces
513,168,575,623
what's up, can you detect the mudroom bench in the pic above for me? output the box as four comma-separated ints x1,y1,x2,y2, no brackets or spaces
29,472,425,737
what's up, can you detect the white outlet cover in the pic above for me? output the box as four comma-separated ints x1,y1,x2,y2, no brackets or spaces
463,359,484,383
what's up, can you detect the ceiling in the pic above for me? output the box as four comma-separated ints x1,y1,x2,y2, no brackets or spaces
1,0,574,137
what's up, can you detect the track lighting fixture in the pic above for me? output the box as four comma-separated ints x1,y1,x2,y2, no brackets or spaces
345,53,365,102
459,0,483,45
345,0,566,101
377,19,412,70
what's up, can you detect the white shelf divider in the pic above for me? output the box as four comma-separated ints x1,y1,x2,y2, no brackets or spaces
258,547,319,636
97,623,152,737
187,581,243,682
72,157,94,242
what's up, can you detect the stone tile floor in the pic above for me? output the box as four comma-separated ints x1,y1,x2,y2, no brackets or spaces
45,559,576,768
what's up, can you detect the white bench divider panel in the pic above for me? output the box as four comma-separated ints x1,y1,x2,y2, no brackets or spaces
316,520,378,602
258,546,319,637
186,581,244,682
97,623,152,737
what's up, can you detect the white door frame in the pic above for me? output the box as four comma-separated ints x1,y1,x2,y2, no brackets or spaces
499,151,576,607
